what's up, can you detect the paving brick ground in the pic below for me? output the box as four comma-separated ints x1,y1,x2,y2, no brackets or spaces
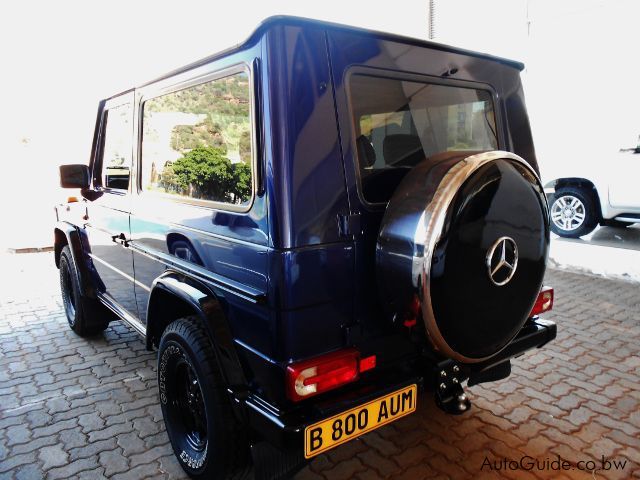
0,252,638,479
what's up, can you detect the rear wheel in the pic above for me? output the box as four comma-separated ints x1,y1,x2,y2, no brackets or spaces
550,187,598,238
158,318,252,479
59,246,109,336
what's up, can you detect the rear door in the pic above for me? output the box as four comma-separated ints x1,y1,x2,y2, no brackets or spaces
327,31,503,331
84,93,139,319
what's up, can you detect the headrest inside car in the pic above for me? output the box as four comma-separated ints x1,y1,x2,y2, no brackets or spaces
383,134,425,167
356,135,377,168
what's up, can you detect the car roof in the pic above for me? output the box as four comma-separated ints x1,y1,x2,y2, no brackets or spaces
104,15,524,101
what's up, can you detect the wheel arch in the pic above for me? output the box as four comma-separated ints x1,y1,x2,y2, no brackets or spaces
146,272,249,391
548,177,603,221
54,222,98,297
54,228,68,268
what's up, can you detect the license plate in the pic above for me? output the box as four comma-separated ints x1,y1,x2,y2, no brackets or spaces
304,384,417,458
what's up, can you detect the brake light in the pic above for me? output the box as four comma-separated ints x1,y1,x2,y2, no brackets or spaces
404,294,421,328
359,355,377,373
286,349,363,402
530,286,554,316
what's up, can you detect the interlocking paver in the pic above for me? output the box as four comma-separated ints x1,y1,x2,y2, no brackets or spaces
38,444,68,470
68,438,117,463
1,254,638,479
47,457,100,480
98,449,129,477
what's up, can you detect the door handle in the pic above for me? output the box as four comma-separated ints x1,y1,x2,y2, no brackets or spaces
111,233,130,247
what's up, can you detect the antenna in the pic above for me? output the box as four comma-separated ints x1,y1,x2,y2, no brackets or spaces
428,0,436,40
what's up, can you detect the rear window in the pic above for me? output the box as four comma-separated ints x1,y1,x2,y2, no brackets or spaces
349,74,498,204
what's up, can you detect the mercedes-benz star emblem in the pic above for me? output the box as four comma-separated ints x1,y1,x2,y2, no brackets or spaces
486,236,518,286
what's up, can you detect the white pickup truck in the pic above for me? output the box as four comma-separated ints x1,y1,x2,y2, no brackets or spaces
545,137,640,238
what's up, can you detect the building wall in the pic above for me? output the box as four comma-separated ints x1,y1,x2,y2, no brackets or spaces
429,0,640,182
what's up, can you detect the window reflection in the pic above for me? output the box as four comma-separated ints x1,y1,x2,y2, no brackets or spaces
142,71,253,207
101,104,133,190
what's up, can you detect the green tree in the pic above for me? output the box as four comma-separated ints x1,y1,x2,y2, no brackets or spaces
232,161,252,203
170,117,226,152
238,129,251,163
172,146,233,201
159,163,177,192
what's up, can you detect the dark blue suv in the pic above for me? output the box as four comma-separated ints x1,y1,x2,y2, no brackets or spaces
55,16,556,479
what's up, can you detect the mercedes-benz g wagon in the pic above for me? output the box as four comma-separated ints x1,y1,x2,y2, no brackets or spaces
55,16,556,479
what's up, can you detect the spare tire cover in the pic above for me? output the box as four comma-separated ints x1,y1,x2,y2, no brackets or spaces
377,151,549,363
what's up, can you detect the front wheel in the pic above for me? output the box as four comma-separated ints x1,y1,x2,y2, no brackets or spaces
59,246,109,336
158,318,252,479
550,187,598,238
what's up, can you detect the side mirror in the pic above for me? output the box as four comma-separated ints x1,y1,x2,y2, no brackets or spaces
60,164,90,189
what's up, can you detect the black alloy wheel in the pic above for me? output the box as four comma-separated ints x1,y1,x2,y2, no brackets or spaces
163,348,208,456
158,318,251,479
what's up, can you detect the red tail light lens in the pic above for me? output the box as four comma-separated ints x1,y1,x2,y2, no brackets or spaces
286,349,362,402
359,355,377,373
530,286,554,317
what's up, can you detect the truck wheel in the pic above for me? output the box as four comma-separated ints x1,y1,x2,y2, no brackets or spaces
550,187,598,238
59,246,109,336
158,318,252,480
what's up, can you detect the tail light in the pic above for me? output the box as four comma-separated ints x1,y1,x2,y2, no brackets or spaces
403,294,421,328
286,349,376,402
530,286,554,317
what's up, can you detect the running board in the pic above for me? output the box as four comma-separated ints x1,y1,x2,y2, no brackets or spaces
614,216,640,223
97,292,146,337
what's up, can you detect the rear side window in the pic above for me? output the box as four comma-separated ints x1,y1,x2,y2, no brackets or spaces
100,103,133,190
141,70,254,209
349,74,498,204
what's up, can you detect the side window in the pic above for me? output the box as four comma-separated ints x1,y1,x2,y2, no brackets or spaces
141,70,253,208
100,103,133,190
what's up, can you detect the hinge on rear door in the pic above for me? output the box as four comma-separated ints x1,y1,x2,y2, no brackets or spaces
337,213,362,237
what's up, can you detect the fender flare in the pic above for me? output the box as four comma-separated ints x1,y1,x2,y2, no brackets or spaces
146,271,249,392
54,221,99,298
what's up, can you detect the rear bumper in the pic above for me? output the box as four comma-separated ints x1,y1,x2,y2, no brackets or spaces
468,317,556,382
243,317,556,449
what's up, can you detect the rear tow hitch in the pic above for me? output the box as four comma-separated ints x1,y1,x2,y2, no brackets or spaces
433,360,471,414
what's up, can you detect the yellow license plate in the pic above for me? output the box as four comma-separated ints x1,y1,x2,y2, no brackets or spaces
304,384,417,458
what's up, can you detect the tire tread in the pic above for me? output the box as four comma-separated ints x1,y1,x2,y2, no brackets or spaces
59,246,109,336
161,318,252,480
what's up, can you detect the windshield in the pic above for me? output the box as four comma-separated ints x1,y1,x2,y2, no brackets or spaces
349,73,498,203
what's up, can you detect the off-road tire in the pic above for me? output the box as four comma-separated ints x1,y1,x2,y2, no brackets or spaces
158,318,252,479
59,246,109,336
550,186,598,238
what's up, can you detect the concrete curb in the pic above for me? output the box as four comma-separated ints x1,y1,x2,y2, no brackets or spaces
5,246,55,254
549,237,640,284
